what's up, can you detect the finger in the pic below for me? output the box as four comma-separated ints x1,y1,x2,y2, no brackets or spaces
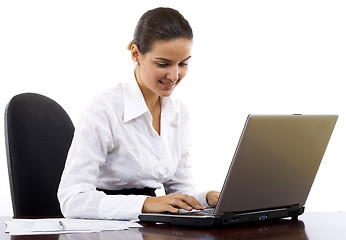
174,194,204,210
167,205,180,213
171,199,193,211
184,195,204,210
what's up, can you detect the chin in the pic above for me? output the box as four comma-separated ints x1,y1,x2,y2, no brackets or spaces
160,92,174,98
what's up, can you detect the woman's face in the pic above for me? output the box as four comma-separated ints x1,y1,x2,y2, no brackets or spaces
133,38,192,99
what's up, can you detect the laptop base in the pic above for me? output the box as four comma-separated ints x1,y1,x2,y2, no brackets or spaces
139,205,305,227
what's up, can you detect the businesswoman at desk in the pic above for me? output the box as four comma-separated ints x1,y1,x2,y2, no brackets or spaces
58,7,220,221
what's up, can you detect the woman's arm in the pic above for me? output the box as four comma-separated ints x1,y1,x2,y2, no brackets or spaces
57,96,148,220
161,101,220,210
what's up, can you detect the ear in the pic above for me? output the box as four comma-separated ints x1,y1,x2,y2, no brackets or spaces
130,44,141,63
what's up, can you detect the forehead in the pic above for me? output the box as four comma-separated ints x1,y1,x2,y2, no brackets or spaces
145,38,192,60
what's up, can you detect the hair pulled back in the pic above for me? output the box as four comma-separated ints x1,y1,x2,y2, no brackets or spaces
128,7,193,54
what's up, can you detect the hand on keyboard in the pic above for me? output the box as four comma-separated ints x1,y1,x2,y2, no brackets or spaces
142,193,205,214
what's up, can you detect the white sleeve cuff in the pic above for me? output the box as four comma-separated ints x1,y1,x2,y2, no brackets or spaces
195,190,209,208
99,195,149,221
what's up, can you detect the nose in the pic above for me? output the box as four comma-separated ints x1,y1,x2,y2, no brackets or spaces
167,66,179,82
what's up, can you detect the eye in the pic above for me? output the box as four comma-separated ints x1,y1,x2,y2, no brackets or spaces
179,62,188,67
156,62,169,68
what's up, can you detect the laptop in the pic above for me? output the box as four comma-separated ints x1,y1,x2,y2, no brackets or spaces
139,114,338,226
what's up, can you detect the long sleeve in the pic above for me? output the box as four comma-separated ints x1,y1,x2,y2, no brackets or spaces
58,95,148,221
163,102,209,207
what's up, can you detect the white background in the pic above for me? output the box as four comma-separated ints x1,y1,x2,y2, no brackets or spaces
1,0,345,216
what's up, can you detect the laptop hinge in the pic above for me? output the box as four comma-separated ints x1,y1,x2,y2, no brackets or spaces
223,204,304,218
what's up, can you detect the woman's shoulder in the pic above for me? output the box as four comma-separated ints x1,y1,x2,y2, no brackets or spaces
93,83,123,102
81,82,125,117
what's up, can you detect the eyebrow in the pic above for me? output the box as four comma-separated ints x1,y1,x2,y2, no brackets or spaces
154,56,192,62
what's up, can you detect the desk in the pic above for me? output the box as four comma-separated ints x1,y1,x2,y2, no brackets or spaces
1,212,346,239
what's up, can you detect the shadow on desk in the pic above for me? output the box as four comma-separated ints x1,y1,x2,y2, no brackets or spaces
7,218,306,240
7,213,346,240
9,219,309,240
139,219,308,240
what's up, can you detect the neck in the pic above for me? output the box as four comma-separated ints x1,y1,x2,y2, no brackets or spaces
134,69,161,135
134,68,161,113
147,96,161,113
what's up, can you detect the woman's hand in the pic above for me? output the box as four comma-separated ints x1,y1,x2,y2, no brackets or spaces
142,193,205,213
206,191,220,207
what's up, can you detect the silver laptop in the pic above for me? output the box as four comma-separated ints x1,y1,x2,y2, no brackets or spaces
139,114,338,226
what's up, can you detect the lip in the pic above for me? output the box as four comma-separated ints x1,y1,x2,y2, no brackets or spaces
159,80,177,90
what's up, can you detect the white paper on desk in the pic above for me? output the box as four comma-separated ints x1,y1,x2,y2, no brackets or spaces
5,218,142,235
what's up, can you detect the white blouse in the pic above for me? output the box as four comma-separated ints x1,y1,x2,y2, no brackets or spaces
58,75,208,220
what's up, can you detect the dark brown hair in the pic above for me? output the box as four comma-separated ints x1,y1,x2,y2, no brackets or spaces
127,7,193,54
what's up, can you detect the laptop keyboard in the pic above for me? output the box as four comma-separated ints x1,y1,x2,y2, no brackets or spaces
177,208,215,216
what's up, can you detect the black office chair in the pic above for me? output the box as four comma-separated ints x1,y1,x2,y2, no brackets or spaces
4,93,74,217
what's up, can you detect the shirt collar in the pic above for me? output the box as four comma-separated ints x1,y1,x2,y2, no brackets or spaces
123,74,149,123
122,74,180,126
161,96,181,127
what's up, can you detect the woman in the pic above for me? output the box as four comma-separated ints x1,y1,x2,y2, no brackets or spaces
58,7,220,221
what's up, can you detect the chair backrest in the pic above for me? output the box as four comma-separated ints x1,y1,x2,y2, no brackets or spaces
4,93,74,217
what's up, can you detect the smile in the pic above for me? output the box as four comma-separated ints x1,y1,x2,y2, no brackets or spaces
159,80,177,86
